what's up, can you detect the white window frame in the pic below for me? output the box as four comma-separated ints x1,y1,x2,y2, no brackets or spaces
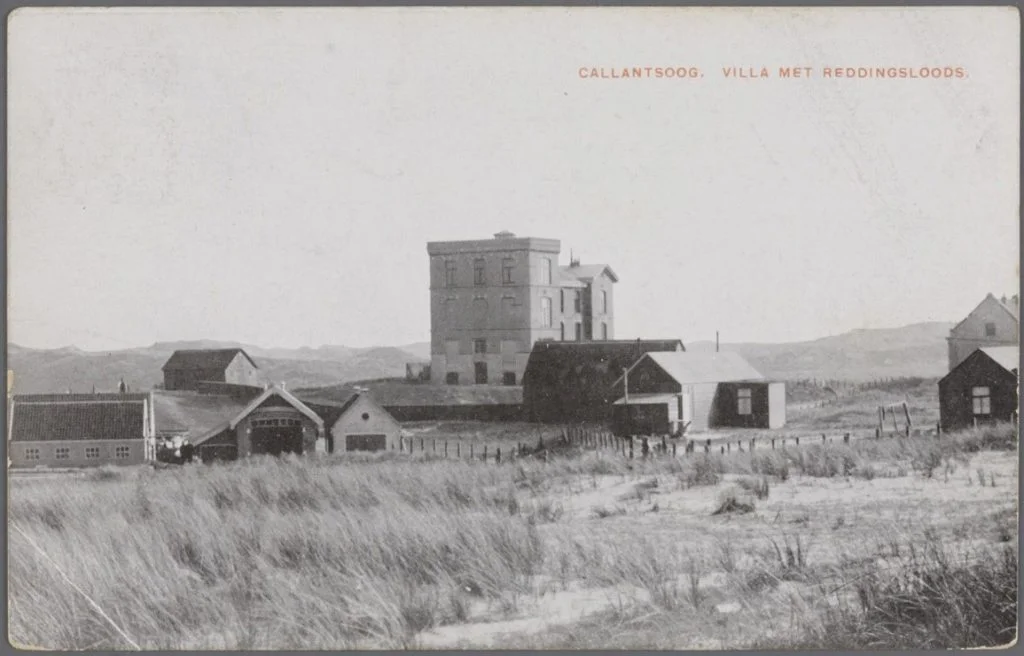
738,388,753,415
540,258,552,285
473,338,487,354
602,290,608,313
115,446,131,459
540,297,552,327
444,260,457,287
972,387,991,416
55,447,70,460
985,322,997,337
501,258,514,284
473,258,486,286
85,446,101,459
24,447,40,461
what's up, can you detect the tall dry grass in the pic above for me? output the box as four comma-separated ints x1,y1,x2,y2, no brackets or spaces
9,422,1017,649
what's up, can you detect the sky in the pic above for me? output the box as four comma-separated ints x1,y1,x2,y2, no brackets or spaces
7,7,1019,351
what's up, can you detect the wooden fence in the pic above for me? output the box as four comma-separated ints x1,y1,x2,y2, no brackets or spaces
390,420,948,465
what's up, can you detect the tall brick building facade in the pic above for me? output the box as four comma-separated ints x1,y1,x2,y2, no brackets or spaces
427,231,617,385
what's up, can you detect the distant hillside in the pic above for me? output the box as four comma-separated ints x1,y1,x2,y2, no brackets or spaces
6,322,957,394
6,342,428,394
687,321,954,381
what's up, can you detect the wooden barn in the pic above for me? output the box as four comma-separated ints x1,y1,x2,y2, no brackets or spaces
609,351,785,435
183,385,324,461
939,346,1019,431
521,339,685,422
8,393,155,467
161,348,263,391
301,392,403,453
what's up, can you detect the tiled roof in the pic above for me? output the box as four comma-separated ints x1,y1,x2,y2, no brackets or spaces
980,347,1019,373
10,395,147,442
639,351,766,385
152,391,249,439
560,264,619,283
161,348,258,372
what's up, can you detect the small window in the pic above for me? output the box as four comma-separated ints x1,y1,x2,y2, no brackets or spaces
55,447,70,460
24,448,40,461
445,372,459,385
473,258,486,286
503,372,517,385
560,322,565,341
575,322,582,341
602,323,608,340
115,446,131,459
972,386,991,415
85,447,101,459
502,258,514,284
560,289,565,313
738,388,753,415
602,290,608,314
574,291,581,313
473,338,487,354
540,297,552,327
444,260,457,287
361,412,370,421
985,322,997,337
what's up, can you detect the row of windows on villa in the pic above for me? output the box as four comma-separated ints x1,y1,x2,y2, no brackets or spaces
539,295,608,324
23,445,133,460
445,257,524,287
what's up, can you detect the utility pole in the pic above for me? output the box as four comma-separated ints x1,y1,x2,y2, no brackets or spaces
623,366,631,437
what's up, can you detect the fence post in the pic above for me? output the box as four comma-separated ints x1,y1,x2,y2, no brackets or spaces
905,425,910,437
843,433,850,445
470,443,474,458
483,445,488,462
750,438,755,451
432,439,436,453
457,442,461,458
875,428,880,439
795,437,800,446
822,434,826,444
672,442,677,457
727,442,731,453
445,441,448,457
496,447,501,464
782,438,786,447
721,446,725,455
771,438,775,450
704,442,710,454
661,437,667,454
420,438,424,452
936,422,941,439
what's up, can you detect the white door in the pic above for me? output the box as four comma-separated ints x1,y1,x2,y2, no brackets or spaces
680,387,693,425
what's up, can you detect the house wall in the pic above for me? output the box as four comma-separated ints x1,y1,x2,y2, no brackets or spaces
235,406,320,457
164,367,227,391
713,382,773,429
586,273,615,340
688,383,719,432
9,439,146,468
768,382,787,428
328,395,402,453
611,403,670,436
224,353,262,387
948,297,1018,371
939,355,1018,431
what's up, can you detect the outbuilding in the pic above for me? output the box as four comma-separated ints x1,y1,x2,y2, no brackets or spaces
609,351,785,435
522,339,686,422
187,385,324,461
8,393,155,467
300,392,403,453
938,346,1018,431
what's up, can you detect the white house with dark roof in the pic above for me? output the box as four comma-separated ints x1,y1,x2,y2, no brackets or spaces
947,293,1019,372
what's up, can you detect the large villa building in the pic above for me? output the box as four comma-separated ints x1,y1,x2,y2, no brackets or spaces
427,231,618,386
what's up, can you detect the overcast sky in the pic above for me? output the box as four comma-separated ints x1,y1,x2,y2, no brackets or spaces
8,7,1019,351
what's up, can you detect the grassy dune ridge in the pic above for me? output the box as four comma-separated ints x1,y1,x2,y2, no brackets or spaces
8,424,1019,650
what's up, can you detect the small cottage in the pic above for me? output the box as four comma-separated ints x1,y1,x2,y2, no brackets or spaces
301,392,402,453
939,346,1018,431
609,351,785,435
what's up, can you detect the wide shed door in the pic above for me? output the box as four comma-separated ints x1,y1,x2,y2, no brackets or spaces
346,434,387,452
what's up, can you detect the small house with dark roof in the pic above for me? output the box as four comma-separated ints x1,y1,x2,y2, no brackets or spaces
300,392,403,453
8,393,155,467
609,351,785,435
522,339,685,422
947,293,1019,371
161,348,262,391
939,346,1019,431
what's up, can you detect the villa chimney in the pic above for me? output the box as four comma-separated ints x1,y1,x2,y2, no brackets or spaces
493,230,515,239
